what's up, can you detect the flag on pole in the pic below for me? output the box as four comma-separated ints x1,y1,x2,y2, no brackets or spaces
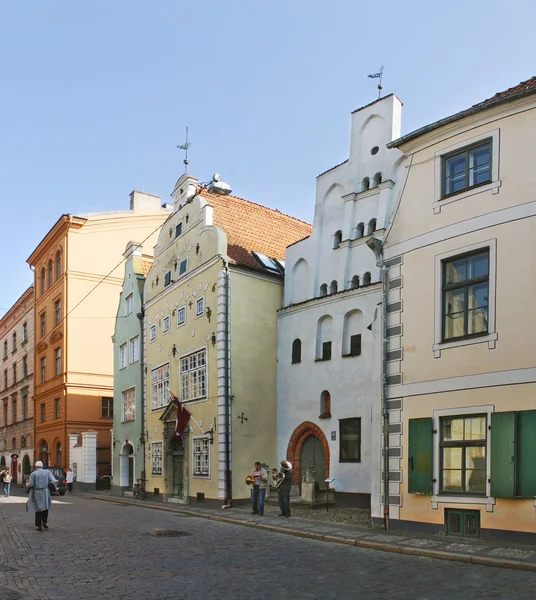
168,389,191,438
368,72,382,79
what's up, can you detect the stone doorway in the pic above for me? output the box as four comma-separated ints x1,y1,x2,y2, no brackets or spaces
169,436,184,500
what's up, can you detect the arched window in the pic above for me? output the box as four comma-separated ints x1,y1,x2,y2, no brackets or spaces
21,435,26,448
291,259,309,304
39,440,49,466
56,250,62,279
291,339,302,364
56,441,62,466
342,310,362,356
316,315,333,361
367,219,377,236
362,177,370,191
330,280,338,294
351,275,360,289
319,284,328,297
333,230,342,249
355,223,365,239
373,172,382,187
48,260,53,287
363,272,371,285
319,390,331,418
40,268,46,295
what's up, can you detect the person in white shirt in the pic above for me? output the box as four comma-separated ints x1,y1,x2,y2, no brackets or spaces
66,468,74,493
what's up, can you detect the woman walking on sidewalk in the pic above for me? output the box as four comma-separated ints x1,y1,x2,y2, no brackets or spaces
26,461,57,531
2,467,11,497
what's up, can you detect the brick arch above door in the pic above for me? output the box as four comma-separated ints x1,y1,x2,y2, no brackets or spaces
286,421,330,485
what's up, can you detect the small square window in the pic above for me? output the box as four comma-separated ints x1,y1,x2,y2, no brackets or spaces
177,307,186,327
150,325,156,342
349,334,362,356
443,141,491,198
164,271,172,287
196,297,204,317
101,396,113,418
179,259,187,277
163,316,170,333
322,341,332,361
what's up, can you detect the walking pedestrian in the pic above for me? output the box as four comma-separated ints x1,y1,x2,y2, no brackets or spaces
66,468,74,493
26,461,57,532
2,467,11,497
248,461,268,516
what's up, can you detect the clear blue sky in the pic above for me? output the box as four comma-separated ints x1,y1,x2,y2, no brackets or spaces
1,1,534,315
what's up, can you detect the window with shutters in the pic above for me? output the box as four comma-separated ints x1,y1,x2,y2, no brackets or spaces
440,415,486,494
408,418,434,495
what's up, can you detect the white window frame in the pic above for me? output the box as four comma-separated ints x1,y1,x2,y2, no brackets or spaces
178,258,188,277
431,404,495,511
177,306,186,327
433,129,500,214
119,343,127,369
162,316,170,334
195,296,205,318
151,362,170,410
129,336,139,364
433,239,497,358
149,325,156,343
151,441,163,475
180,348,207,403
125,293,134,316
192,436,210,477
121,387,136,423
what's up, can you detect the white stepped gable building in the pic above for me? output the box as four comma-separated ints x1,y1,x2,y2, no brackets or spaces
277,94,404,513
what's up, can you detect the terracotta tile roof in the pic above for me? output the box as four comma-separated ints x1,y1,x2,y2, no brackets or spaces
142,257,153,278
199,189,312,271
389,76,536,148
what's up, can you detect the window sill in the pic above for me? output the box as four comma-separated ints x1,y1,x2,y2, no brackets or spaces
319,412,331,419
433,332,497,358
342,353,361,358
433,180,501,214
315,358,332,362
339,459,361,463
431,494,495,512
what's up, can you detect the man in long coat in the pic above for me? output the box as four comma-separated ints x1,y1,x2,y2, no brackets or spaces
27,461,57,531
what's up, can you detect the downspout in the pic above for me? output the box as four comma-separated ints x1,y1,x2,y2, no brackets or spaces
136,309,146,489
223,261,232,505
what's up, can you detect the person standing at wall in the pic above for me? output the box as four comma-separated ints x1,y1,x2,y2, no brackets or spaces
66,468,74,493
275,460,293,518
2,467,11,497
248,461,268,516
26,461,57,532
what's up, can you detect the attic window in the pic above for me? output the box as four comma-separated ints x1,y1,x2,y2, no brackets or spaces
251,252,284,274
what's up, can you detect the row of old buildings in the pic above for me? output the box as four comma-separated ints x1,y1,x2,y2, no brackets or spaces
3,75,536,542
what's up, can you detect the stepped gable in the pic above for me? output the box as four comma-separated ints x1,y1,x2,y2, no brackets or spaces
199,189,312,271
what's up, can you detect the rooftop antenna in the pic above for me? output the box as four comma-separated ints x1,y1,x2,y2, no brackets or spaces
368,66,384,100
177,126,191,174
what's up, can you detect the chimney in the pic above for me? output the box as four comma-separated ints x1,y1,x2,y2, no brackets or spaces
130,191,162,211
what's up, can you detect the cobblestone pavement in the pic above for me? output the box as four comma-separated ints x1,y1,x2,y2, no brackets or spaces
1,488,536,599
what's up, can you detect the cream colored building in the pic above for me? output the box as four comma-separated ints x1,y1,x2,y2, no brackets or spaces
382,76,536,541
0,286,35,483
143,173,311,506
27,193,170,483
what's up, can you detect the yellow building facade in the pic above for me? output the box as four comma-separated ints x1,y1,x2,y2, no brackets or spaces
144,174,311,506
382,77,536,541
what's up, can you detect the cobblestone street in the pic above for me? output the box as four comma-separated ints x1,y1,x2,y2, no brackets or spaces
0,488,535,599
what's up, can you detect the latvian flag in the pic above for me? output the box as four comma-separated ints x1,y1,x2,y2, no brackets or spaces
168,389,191,438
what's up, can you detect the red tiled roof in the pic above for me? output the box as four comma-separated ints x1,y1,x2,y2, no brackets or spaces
199,189,312,271
142,257,153,278
389,76,536,148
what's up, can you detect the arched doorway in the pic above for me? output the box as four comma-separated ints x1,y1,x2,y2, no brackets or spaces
287,421,330,490
39,441,49,466
300,435,325,488
169,436,184,500
120,443,134,490
10,456,18,484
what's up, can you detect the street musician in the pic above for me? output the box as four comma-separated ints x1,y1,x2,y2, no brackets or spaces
273,460,293,518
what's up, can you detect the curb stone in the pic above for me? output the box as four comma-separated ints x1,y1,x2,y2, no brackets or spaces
91,495,536,573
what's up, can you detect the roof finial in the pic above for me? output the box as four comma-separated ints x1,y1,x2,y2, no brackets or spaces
368,66,384,100
177,126,191,174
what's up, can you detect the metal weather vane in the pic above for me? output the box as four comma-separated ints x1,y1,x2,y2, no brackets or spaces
177,126,191,174
368,66,384,100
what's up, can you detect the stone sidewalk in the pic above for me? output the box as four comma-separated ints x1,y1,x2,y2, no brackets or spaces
91,492,536,573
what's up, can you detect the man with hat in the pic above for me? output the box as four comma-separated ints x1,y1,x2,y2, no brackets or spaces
275,460,293,518
26,461,57,532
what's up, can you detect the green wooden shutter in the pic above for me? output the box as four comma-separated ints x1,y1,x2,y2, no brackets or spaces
491,412,516,499
408,418,433,495
516,410,536,498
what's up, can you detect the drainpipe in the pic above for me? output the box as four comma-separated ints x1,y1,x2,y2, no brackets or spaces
366,237,390,531
136,310,146,489
224,262,232,505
